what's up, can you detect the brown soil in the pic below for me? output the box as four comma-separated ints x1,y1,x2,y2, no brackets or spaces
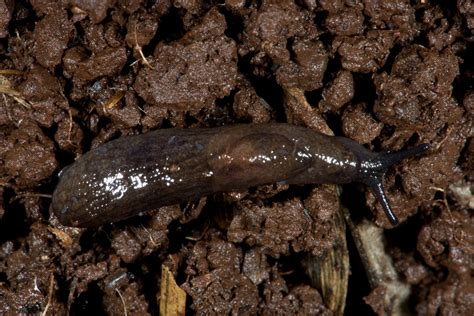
0,0,472,315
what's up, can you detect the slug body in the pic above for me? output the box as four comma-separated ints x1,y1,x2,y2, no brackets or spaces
52,124,429,227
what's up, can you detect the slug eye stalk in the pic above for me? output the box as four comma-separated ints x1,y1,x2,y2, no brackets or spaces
361,143,431,225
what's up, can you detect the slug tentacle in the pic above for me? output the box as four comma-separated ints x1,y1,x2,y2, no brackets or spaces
377,144,431,172
358,143,431,225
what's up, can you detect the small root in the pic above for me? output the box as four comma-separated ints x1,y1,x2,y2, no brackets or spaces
41,272,55,316
115,288,128,316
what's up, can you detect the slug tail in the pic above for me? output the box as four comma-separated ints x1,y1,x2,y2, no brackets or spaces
360,143,430,225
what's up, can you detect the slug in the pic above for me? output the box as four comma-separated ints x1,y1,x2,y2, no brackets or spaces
51,124,429,227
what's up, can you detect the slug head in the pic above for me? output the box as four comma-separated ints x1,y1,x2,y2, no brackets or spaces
357,143,430,225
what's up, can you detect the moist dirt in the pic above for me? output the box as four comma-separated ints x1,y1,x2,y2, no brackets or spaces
0,0,472,315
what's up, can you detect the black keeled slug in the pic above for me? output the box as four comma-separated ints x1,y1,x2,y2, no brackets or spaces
51,124,429,227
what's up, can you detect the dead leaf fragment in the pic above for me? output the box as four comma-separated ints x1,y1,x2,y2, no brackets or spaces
160,265,186,316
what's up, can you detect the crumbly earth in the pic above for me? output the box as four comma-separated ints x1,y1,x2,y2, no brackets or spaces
0,0,472,314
